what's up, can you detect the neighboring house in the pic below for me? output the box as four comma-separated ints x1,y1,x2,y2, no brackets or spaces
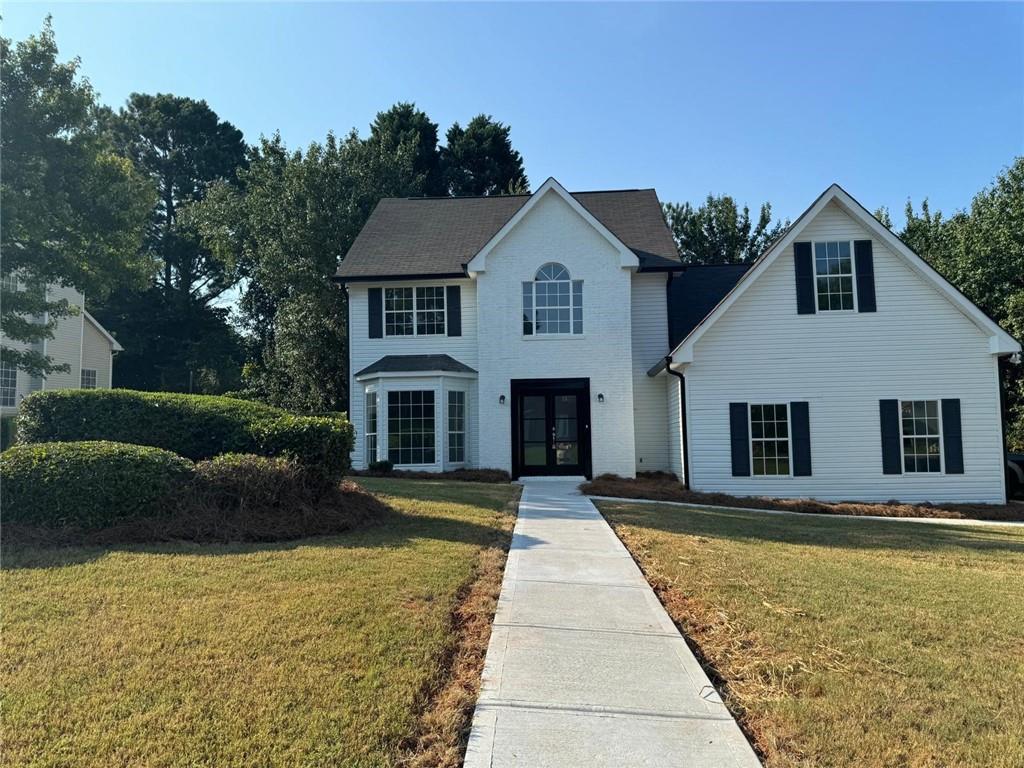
336,179,1020,503
0,280,123,415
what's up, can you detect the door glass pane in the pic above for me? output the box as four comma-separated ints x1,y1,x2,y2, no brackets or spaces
554,395,576,418
555,442,578,465
523,396,545,419
523,419,547,442
524,443,547,466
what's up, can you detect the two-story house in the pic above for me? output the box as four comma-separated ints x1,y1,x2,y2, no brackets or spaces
0,279,123,415
336,179,1020,503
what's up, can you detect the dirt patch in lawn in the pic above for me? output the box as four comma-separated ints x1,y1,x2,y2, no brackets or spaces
582,473,1024,522
398,486,521,768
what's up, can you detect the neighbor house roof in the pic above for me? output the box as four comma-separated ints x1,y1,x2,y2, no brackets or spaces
354,354,477,378
335,187,680,281
667,264,752,349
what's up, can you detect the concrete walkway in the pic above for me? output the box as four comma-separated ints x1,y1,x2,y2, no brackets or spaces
464,479,761,768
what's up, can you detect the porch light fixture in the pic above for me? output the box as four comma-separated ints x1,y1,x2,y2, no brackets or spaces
597,393,605,403
499,395,506,405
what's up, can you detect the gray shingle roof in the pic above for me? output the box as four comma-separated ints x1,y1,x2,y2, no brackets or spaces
336,188,680,280
354,354,477,378
667,264,752,348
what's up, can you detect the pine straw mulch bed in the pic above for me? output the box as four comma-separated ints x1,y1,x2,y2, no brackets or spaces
351,468,511,484
3,478,391,549
397,485,521,768
581,473,1024,522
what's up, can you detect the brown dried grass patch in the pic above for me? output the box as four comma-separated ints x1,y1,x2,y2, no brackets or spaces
398,486,521,768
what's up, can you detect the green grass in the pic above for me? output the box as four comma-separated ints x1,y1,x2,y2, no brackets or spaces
1,478,518,768
598,501,1024,768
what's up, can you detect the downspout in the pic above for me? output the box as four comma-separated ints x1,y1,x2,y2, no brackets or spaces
665,356,690,490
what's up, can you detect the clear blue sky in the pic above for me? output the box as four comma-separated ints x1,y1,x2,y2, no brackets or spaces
5,2,1023,226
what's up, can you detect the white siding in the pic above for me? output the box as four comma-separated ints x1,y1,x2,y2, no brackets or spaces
631,273,670,472
667,375,684,481
684,201,1006,503
41,285,84,391
476,191,637,477
347,278,478,470
81,319,113,389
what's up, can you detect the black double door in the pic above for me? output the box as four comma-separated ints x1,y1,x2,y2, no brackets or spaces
511,378,591,478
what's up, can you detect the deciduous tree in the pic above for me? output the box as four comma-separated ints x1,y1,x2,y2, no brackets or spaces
0,20,154,376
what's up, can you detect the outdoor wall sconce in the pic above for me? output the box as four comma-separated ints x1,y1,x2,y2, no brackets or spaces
597,393,605,403
499,395,506,405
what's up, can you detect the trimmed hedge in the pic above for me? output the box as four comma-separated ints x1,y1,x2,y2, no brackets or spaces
1,441,194,528
1,448,389,544
17,389,353,474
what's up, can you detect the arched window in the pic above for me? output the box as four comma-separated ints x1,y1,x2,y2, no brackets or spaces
522,262,582,335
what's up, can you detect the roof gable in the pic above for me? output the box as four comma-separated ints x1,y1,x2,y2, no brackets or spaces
467,178,639,274
335,182,679,281
84,310,123,352
664,184,1019,367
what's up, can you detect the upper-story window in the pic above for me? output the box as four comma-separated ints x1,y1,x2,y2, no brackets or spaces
1,272,18,293
0,361,17,407
813,241,856,311
384,286,445,336
522,262,583,336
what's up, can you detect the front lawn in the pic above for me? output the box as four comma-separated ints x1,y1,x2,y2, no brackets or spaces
1,478,518,768
598,500,1024,768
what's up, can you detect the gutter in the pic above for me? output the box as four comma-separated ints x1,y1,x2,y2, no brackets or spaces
664,356,690,490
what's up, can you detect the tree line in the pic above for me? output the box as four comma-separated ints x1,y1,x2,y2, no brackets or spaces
3,20,1021,449
2,20,528,413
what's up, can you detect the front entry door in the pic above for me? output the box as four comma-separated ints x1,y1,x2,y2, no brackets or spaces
511,378,591,478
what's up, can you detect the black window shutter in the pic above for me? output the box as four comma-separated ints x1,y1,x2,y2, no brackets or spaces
879,399,902,474
368,287,383,338
446,285,462,337
794,242,816,314
729,402,750,477
790,401,812,476
941,399,964,474
854,240,877,312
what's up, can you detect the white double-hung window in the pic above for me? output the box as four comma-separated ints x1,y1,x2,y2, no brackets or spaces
813,241,855,311
384,287,445,336
900,400,942,473
750,403,791,476
522,262,583,336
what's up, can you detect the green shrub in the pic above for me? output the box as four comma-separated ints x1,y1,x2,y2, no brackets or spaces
16,389,353,474
3,452,389,546
367,459,394,475
250,415,352,477
0,441,194,528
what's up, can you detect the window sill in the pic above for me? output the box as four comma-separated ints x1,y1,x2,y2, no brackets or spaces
521,334,587,340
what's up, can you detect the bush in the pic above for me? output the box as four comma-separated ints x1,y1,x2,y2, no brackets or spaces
368,459,394,475
1,441,194,528
181,454,388,542
16,389,354,475
250,415,351,477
